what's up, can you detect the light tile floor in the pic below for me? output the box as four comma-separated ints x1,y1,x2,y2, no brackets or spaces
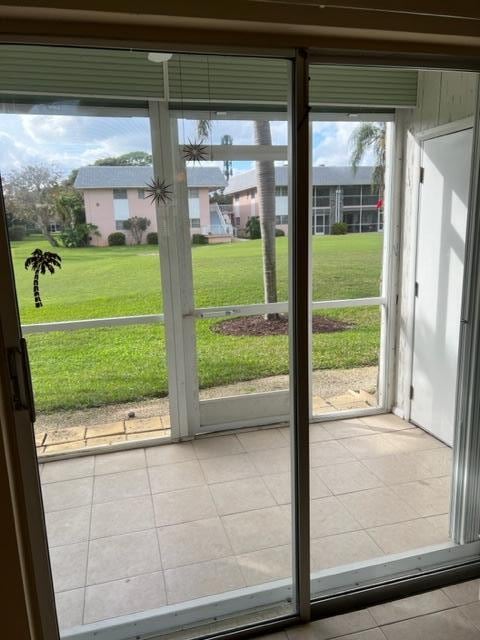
39,413,453,631
278,578,480,639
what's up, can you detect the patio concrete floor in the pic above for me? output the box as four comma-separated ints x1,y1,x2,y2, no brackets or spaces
39,413,452,632
35,388,376,456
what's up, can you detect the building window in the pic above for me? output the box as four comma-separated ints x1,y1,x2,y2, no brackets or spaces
361,208,380,232
190,218,201,228
188,188,200,221
361,185,380,206
275,186,288,197
137,189,145,199
276,215,288,225
113,188,129,229
343,209,361,232
313,186,330,208
342,185,361,207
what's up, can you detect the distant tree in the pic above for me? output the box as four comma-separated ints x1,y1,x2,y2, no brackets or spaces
65,168,79,186
123,216,151,244
24,248,62,308
55,186,85,227
94,151,152,166
349,122,386,195
210,188,232,206
4,164,62,246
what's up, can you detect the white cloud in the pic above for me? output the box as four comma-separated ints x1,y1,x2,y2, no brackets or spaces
20,114,78,144
0,114,151,176
312,121,375,167
0,114,377,181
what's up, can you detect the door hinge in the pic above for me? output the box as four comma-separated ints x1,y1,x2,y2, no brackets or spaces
419,166,425,183
7,338,36,423
409,385,414,400
414,282,419,297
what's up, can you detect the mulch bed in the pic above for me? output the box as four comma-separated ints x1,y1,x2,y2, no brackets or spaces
211,314,351,337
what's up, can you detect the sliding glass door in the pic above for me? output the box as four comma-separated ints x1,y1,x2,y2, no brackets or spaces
3,39,480,640
0,44,301,638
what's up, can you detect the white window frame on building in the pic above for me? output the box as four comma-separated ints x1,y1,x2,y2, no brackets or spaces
113,187,129,230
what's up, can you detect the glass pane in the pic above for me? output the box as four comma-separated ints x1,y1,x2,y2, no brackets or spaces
0,44,295,638
311,306,380,414
309,116,387,419
308,63,477,601
2,112,171,450
191,159,289,308
197,316,290,396
310,120,385,301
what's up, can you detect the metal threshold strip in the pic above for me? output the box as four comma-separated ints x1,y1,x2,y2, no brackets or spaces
57,542,480,640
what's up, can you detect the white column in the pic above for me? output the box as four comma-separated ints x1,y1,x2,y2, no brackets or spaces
149,101,200,439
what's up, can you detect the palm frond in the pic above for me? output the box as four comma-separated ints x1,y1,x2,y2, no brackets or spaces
349,122,386,193
196,119,211,141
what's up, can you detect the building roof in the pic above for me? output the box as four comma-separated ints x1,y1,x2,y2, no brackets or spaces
224,165,375,195
74,165,226,190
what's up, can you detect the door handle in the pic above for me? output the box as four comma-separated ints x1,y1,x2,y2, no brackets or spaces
8,338,36,423
197,310,235,318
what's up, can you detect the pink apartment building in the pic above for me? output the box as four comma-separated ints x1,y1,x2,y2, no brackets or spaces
75,165,227,245
224,165,381,235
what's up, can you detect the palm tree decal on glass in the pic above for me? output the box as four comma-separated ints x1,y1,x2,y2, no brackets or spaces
24,248,62,308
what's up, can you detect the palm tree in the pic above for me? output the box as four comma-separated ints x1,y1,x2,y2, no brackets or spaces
196,119,278,318
24,248,62,308
349,122,386,196
254,120,278,318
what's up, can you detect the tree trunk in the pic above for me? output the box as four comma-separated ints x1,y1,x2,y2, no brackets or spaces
40,223,59,247
33,271,42,308
254,120,278,320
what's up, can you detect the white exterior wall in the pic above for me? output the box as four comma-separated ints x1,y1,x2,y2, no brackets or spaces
393,70,478,418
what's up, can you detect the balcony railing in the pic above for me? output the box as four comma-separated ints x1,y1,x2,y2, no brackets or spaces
201,224,234,236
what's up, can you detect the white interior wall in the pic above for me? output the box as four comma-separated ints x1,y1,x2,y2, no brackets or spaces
393,70,478,419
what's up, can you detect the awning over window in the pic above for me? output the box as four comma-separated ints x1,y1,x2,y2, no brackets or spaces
0,45,418,110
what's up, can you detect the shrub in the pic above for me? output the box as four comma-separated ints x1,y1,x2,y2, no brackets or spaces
246,216,261,239
275,228,286,237
59,223,100,248
123,216,151,244
9,224,26,241
331,222,348,235
108,232,126,246
146,232,158,245
192,234,208,245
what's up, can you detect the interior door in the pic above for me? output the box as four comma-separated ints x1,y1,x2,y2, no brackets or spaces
411,127,473,445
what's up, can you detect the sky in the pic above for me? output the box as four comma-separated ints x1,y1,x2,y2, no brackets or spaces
0,114,374,179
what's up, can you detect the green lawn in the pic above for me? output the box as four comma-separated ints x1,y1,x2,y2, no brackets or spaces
11,234,383,412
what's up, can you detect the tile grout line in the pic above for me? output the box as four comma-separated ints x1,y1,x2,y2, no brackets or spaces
200,446,249,590
144,446,169,605
376,604,473,634
80,454,96,626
